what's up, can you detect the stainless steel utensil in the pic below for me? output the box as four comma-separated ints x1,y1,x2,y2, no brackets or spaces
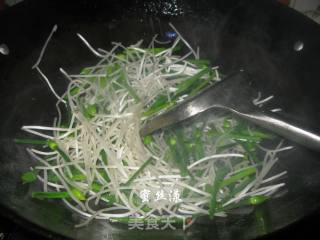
140,71,320,151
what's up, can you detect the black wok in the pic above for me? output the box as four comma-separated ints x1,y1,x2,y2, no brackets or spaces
1,0,320,239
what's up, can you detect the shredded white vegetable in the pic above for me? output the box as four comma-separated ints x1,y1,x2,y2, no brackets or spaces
21,24,291,228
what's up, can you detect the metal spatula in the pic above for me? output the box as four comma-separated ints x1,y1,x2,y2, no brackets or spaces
140,71,320,152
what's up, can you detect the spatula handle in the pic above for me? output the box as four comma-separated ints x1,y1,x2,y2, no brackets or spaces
234,110,320,152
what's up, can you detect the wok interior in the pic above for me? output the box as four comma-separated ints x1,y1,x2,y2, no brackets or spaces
1,1,320,239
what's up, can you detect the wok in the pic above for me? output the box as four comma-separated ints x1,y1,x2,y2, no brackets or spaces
1,0,320,239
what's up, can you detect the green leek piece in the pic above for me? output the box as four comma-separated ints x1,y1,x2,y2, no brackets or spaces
143,135,153,145
84,104,97,119
207,166,229,218
188,59,211,68
165,133,191,177
173,67,210,97
118,70,140,103
71,188,86,201
248,195,268,205
32,191,69,200
124,158,154,186
21,170,38,184
100,149,108,164
47,139,58,150
15,138,47,145
221,167,256,188
32,188,86,201
56,148,71,162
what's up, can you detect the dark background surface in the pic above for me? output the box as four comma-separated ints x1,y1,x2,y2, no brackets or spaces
1,0,320,239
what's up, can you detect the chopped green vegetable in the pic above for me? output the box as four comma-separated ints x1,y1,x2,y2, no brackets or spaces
32,191,69,200
84,104,97,119
173,67,211,97
47,139,58,150
21,170,38,184
71,188,86,201
165,133,191,177
15,138,47,145
248,195,268,205
124,157,154,186
56,148,71,162
100,150,108,164
143,135,153,145
118,70,140,103
221,167,256,188
207,166,229,218
188,59,211,68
